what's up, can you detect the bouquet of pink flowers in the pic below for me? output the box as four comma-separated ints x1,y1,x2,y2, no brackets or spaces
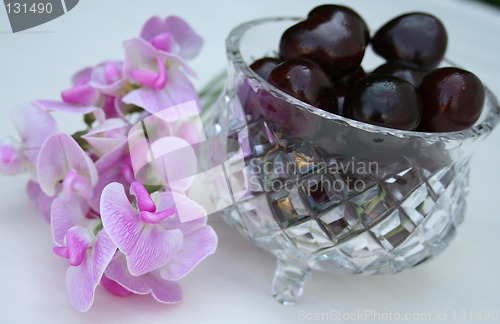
0,16,218,312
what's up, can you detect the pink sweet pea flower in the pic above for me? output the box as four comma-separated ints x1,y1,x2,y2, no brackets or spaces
122,38,199,114
0,139,24,175
35,61,126,120
0,103,58,178
100,182,217,278
32,132,98,221
53,225,116,312
37,133,98,201
61,67,100,106
50,197,116,312
89,61,127,119
100,181,181,276
140,16,203,60
35,66,105,120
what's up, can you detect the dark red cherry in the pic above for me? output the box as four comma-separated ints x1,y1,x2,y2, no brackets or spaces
238,58,280,122
417,67,485,132
373,61,427,87
250,57,280,80
307,5,370,43
334,67,366,115
280,5,369,77
372,13,447,70
344,74,421,130
335,67,366,93
267,58,338,114
237,80,261,122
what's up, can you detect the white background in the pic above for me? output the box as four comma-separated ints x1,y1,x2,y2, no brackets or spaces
1,0,500,323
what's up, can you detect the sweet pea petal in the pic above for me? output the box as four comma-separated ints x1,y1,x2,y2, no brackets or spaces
62,169,93,201
128,56,167,89
37,133,98,197
122,88,171,114
11,103,58,169
89,61,125,96
122,70,198,115
34,100,106,123
113,97,131,123
105,253,182,303
103,62,123,85
156,192,207,234
71,67,92,86
139,209,175,224
0,139,24,175
125,37,195,80
34,100,100,115
95,143,128,174
65,226,93,266
53,246,70,259
130,181,156,213
100,183,183,276
105,253,150,294
85,118,127,138
146,272,183,303
61,84,100,106
162,68,199,109
150,32,174,52
140,16,165,42
89,164,123,213
88,144,129,211
82,118,128,157
12,103,57,147
123,222,182,276
124,38,159,81
158,50,196,77
160,226,217,281
165,192,207,226
165,16,203,60
101,274,134,297
65,230,116,312
129,67,162,90
27,181,55,222
51,198,86,246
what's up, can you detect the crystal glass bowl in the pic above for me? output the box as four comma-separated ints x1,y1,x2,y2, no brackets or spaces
205,17,500,305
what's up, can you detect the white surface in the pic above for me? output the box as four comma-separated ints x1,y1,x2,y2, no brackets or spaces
1,0,500,323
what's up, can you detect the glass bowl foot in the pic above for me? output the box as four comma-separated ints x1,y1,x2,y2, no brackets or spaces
271,258,311,305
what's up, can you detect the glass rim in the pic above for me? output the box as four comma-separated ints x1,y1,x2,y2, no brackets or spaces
225,16,500,142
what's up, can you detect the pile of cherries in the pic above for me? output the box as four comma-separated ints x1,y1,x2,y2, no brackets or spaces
250,5,485,132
